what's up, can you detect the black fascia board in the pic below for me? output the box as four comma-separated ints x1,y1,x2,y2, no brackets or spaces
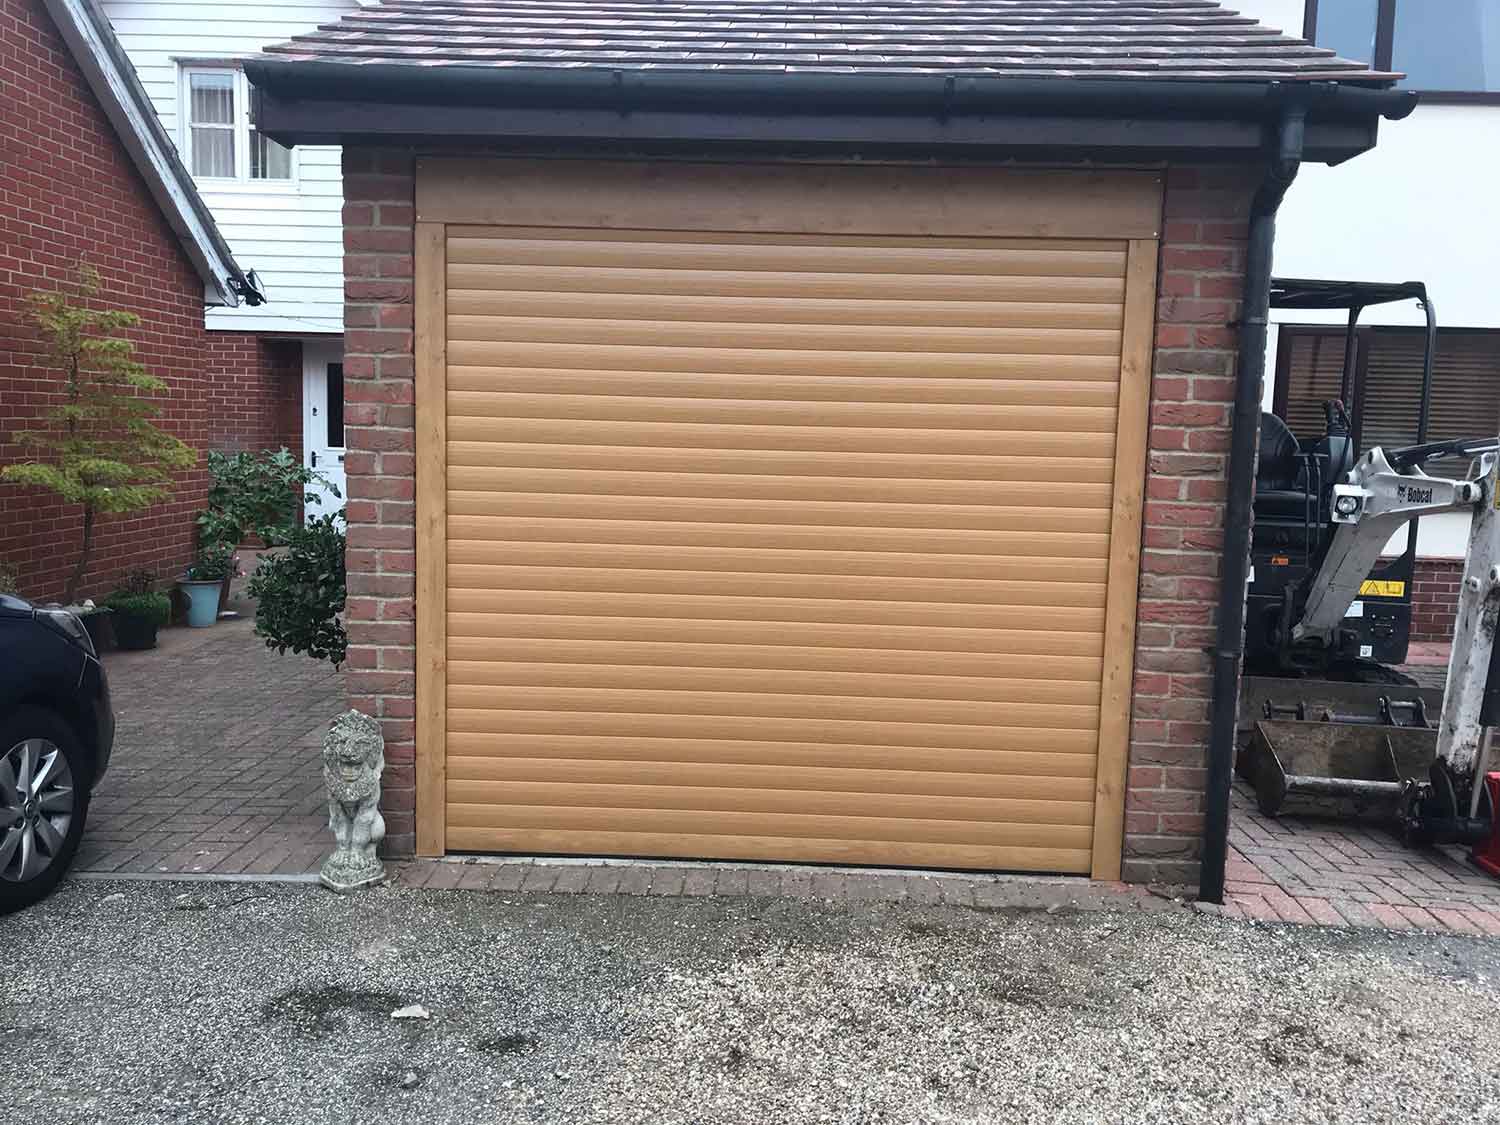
243,61,1415,163
250,89,1383,165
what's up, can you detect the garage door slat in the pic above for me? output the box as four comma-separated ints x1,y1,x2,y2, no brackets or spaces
445,827,1093,874
446,802,1093,850
443,468,1113,509
448,780,1094,827
446,638,1103,680
445,235,1127,276
444,566,1109,610
447,754,1097,795
446,709,1099,754
441,495,1116,538
446,419,1118,457
445,463,1115,507
447,595,1105,631
442,615,1105,658
446,368,1122,406
446,446,1118,483
447,660,1103,707
446,262,1127,303
447,291,1124,330
442,515,1112,556
447,341,1120,380
446,738,1098,776
447,685,1099,730
443,541,1110,584
438,221,1129,873
448,320,1125,357
447,389,1119,432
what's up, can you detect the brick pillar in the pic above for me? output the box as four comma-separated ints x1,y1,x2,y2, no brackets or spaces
1121,165,1257,884
341,148,419,855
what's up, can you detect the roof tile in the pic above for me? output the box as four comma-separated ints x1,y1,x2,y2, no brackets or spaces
262,0,1396,84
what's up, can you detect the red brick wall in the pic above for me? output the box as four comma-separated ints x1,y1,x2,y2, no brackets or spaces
1123,166,1257,884
204,333,305,458
1411,557,1464,643
0,0,208,602
341,150,419,855
340,149,1254,874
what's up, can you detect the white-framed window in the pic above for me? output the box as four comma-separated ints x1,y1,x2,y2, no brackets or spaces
180,65,294,184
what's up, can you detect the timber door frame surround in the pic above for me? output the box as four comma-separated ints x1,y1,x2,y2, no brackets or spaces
413,157,1161,879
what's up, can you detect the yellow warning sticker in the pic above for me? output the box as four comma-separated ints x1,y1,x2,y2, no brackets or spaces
1359,580,1406,598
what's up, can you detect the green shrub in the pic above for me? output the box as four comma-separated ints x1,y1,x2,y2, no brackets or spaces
247,513,346,666
198,448,339,549
0,561,19,596
102,590,171,625
184,542,236,582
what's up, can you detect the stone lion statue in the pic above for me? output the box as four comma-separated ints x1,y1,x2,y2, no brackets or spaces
319,709,386,892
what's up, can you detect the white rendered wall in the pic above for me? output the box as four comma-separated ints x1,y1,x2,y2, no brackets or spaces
1237,1,1500,557
100,0,358,334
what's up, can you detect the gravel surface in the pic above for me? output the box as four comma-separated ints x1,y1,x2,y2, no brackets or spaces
3,878,1499,1124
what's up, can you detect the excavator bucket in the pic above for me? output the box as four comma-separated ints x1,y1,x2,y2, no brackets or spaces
1241,720,1437,818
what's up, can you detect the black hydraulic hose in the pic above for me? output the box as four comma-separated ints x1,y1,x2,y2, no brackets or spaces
1417,294,1437,444
1199,107,1307,905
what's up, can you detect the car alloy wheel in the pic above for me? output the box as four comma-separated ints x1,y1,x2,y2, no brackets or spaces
0,738,77,883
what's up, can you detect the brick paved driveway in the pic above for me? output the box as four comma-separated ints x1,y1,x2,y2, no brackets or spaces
1225,782,1500,934
76,619,344,877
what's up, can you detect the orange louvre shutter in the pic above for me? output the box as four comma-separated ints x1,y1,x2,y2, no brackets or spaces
414,161,1160,875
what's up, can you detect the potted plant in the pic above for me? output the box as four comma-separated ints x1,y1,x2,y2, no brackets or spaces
102,569,170,650
180,542,234,628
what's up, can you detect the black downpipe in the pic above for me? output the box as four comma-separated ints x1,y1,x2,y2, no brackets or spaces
1199,107,1307,905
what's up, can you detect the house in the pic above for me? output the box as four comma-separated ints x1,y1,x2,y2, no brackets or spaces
97,0,360,515
0,0,257,600
248,0,1411,895
1239,0,1500,644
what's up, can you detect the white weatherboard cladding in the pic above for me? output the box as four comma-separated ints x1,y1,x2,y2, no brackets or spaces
100,0,357,333
1235,0,1500,558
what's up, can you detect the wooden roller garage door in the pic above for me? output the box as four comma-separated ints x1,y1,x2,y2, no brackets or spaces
415,160,1160,877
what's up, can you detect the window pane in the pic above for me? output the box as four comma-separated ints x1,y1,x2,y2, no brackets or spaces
190,126,235,177
188,72,234,124
1278,329,1357,446
250,130,292,180
326,364,345,449
1312,0,1379,64
1393,0,1500,91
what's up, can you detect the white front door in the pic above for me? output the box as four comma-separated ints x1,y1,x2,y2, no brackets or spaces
302,340,346,522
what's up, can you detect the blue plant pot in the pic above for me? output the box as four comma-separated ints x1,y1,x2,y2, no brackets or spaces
180,580,221,628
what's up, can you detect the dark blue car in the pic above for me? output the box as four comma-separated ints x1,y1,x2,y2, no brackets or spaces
0,594,115,913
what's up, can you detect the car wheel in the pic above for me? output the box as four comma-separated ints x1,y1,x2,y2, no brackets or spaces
0,707,91,915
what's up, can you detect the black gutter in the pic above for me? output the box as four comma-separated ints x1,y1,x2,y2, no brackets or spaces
1199,107,1307,905
242,58,1417,126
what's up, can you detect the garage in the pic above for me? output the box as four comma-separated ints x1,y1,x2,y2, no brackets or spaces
413,159,1160,877
247,0,1410,888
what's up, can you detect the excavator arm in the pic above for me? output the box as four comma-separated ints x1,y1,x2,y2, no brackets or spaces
1293,442,1496,646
